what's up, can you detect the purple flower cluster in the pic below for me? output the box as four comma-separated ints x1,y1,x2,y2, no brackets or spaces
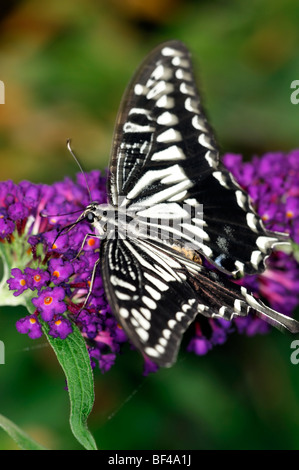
2,172,127,373
224,150,299,317
224,150,299,242
2,149,299,372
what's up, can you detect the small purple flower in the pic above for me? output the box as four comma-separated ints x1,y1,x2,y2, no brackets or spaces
0,217,15,238
24,267,50,292
7,202,29,221
43,230,69,253
114,325,128,345
32,287,67,321
235,315,269,336
98,353,116,373
0,180,16,207
76,309,99,339
48,258,74,285
209,319,230,345
257,252,299,315
187,322,213,355
286,196,299,221
89,348,116,373
187,335,212,356
19,182,40,211
7,268,30,296
16,315,43,339
143,356,159,375
48,316,73,339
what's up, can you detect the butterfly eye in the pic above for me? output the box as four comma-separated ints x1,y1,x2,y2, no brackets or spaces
102,210,107,217
87,212,95,223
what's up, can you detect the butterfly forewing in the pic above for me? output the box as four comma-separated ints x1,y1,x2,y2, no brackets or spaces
108,40,287,279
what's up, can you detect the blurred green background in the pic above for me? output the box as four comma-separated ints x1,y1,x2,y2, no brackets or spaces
0,0,299,450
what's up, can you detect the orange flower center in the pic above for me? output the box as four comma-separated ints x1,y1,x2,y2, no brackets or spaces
286,210,294,219
88,238,96,247
44,296,53,306
20,279,26,287
53,271,60,278
29,318,36,325
34,274,41,282
55,320,62,326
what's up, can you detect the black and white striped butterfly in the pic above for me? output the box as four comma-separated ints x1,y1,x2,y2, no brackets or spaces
73,40,299,367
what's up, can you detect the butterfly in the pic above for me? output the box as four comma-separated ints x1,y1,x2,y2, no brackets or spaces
71,40,299,367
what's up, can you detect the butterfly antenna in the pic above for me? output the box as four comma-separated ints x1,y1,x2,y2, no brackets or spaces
40,208,84,218
66,139,92,203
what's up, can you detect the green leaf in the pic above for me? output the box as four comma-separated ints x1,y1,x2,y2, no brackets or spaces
23,298,97,450
42,322,97,450
0,243,31,308
0,413,46,450
292,241,299,263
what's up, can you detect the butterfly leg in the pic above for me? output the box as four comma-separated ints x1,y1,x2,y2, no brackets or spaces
81,255,100,309
75,233,99,259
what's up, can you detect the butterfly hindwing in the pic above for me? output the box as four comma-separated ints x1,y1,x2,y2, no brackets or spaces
100,237,271,366
100,238,199,366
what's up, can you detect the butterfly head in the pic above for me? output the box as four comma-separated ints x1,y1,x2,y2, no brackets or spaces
84,202,114,238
